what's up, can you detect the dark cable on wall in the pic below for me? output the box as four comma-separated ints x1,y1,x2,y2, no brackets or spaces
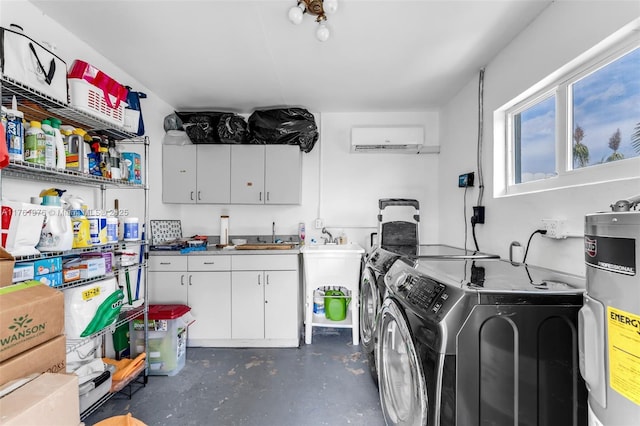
522,229,548,264
463,185,469,251
476,68,485,207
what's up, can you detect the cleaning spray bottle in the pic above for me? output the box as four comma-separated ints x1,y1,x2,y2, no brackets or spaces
64,194,92,248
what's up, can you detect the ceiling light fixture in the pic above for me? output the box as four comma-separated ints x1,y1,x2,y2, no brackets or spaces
288,0,338,42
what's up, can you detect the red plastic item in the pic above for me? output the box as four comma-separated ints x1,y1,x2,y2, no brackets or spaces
147,304,191,320
68,60,129,109
0,122,8,168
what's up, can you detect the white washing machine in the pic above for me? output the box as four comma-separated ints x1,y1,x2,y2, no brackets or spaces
580,207,640,426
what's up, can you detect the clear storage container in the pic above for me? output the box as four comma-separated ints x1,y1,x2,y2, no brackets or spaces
130,304,194,376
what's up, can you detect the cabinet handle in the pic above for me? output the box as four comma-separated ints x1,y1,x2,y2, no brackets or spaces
259,191,262,201
190,191,194,201
266,274,270,285
257,274,261,286
180,275,185,286
197,191,201,201
188,275,193,286
160,262,171,265
266,192,270,202
203,262,215,265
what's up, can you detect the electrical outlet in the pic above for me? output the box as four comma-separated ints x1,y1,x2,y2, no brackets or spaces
542,219,567,239
472,206,485,224
314,218,323,229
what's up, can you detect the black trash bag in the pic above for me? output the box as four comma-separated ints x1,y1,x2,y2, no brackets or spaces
175,111,226,144
248,108,318,153
217,113,248,144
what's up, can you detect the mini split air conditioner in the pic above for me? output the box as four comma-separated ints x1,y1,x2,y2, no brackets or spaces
350,126,439,154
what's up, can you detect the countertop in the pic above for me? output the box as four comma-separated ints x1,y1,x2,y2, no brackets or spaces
149,245,301,256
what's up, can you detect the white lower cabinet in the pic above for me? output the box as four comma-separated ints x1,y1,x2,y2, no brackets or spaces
148,255,232,345
149,253,300,347
231,269,299,341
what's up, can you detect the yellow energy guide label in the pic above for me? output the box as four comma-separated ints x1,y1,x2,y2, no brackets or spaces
608,306,640,405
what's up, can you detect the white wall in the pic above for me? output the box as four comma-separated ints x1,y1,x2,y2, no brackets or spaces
173,111,439,251
438,1,640,276
2,1,438,252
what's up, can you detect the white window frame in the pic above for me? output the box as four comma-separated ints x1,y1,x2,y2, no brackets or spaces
494,20,640,198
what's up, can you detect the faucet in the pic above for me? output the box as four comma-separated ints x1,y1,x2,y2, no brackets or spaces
321,227,334,244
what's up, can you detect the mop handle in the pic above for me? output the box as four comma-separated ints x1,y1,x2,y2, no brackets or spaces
135,224,145,300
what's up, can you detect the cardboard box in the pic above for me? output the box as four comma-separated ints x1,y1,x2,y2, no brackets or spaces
0,335,66,388
12,262,34,283
63,256,106,279
0,247,15,287
36,271,64,288
80,252,112,274
0,281,64,363
62,267,81,283
0,373,79,426
33,257,62,276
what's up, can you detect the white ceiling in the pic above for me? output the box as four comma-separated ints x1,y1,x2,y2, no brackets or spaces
30,0,551,113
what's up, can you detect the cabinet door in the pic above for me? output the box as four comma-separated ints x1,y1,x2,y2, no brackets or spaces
264,270,299,340
162,145,197,203
230,145,265,204
148,271,188,304
231,270,265,339
265,145,301,205
196,145,231,204
188,271,231,340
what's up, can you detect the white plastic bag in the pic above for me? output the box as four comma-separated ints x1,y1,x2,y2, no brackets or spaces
1,199,44,256
64,277,118,339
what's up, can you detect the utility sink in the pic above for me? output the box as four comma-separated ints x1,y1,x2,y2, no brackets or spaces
301,242,364,345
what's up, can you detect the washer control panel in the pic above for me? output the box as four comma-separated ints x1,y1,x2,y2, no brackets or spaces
369,249,401,274
395,272,449,317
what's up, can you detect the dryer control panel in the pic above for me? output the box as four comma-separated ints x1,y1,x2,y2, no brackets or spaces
385,262,452,319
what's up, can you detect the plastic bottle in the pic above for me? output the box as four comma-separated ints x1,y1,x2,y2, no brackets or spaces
66,128,89,174
108,139,121,179
99,146,111,178
37,188,73,252
124,217,140,241
298,222,306,245
41,119,56,168
47,117,66,169
24,120,46,164
5,96,24,161
64,195,92,248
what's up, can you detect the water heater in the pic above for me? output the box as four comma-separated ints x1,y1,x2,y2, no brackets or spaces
580,198,640,426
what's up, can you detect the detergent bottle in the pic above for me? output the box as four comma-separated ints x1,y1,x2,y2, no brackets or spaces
64,194,92,248
37,188,73,252
47,117,66,170
41,119,56,168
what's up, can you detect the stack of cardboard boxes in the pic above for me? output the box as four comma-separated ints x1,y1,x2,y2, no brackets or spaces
0,247,81,425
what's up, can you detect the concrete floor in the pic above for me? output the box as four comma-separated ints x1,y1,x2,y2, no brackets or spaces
83,328,385,426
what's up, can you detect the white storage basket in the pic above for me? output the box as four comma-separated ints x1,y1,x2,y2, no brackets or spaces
69,78,127,126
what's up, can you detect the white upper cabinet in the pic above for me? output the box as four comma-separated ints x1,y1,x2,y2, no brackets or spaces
162,144,231,204
231,145,301,205
163,144,301,205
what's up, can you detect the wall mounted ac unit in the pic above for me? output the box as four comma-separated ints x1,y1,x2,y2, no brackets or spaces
351,126,439,154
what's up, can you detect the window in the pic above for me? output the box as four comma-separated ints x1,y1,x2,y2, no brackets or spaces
571,48,640,169
496,23,640,197
513,94,556,183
